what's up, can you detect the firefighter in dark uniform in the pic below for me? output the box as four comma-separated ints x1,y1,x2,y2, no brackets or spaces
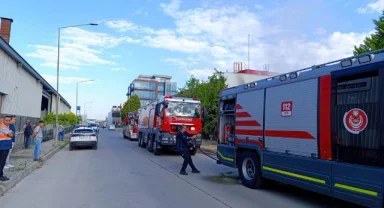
176,125,201,175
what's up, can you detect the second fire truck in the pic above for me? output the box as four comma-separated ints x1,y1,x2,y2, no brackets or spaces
216,50,384,207
122,111,138,140
137,96,207,155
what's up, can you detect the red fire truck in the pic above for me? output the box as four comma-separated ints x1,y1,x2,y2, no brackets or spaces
216,50,384,207
122,111,138,140
137,96,207,155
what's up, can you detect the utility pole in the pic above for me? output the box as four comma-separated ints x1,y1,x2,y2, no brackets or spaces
248,34,250,70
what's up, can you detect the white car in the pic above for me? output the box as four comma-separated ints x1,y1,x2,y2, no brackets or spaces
109,124,115,130
69,127,98,151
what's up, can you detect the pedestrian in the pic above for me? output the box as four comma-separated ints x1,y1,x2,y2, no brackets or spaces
24,120,33,148
0,115,14,181
58,125,64,141
4,115,16,169
31,120,45,161
176,125,201,175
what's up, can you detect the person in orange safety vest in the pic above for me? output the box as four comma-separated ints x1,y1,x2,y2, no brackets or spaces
0,115,14,181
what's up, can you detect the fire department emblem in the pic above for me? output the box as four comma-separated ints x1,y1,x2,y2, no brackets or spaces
343,108,368,134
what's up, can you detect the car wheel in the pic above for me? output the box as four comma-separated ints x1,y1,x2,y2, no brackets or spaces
238,151,264,189
69,145,73,151
93,144,98,150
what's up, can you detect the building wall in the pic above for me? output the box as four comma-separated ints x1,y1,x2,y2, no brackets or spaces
0,48,43,118
51,94,71,114
127,76,178,107
223,72,278,88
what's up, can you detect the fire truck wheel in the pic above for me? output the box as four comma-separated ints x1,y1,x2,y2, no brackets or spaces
238,151,264,189
153,141,161,156
189,148,197,156
140,137,146,148
138,136,141,147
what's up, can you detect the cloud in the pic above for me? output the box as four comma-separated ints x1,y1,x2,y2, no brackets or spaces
162,57,198,69
357,0,384,14
42,74,94,84
105,20,139,32
111,67,128,71
26,28,139,70
187,69,216,78
133,8,149,16
102,0,372,79
315,27,327,36
254,4,263,10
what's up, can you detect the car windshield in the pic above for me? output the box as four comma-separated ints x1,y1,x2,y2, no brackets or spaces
74,129,94,134
165,101,201,118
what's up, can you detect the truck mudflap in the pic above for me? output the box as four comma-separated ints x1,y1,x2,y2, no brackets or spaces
217,144,235,168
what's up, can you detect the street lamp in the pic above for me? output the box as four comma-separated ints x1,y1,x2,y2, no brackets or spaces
83,101,93,121
76,79,93,117
55,23,98,145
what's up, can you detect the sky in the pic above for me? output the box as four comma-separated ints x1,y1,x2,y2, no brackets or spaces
0,0,383,120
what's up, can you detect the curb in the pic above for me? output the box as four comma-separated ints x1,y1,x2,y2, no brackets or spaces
0,140,69,196
198,147,217,156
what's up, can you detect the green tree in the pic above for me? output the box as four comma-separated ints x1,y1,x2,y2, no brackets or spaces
354,11,384,55
177,69,227,139
121,94,142,120
128,95,141,112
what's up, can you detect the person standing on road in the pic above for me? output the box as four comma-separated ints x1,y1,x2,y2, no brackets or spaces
4,115,16,169
0,115,14,181
176,125,201,175
32,120,45,161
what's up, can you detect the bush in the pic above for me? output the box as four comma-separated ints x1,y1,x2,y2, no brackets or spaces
42,112,79,126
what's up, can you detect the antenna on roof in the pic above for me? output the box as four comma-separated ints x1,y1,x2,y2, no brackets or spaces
248,34,250,70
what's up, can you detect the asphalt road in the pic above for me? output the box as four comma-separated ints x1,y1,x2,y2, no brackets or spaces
0,129,358,208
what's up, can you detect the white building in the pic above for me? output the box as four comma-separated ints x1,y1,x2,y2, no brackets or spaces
0,17,71,149
223,63,280,88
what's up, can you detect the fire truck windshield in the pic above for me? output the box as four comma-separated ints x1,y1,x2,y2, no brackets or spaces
165,101,201,118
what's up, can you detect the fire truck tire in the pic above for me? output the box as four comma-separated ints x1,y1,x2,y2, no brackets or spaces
153,141,161,156
147,137,154,152
189,148,197,156
138,136,141,147
140,138,146,148
238,151,264,189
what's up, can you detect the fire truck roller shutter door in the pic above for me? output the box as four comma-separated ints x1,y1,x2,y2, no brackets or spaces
235,89,265,149
264,78,318,157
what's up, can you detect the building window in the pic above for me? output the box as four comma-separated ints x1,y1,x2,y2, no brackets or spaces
133,81,156,90
133,90,156,100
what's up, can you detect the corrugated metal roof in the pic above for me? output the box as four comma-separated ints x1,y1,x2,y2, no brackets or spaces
0,36,71,108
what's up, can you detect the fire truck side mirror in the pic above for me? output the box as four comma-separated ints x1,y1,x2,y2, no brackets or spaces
202,107,208,119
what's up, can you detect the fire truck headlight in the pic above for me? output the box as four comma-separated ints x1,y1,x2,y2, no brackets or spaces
191,127,195,131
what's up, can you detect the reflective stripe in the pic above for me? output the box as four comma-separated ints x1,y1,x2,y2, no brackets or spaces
262,166,326,184
217,151,234,162
334,183,378,197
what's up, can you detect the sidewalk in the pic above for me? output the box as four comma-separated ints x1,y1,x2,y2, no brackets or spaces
0,135,70,196
198,139,217,155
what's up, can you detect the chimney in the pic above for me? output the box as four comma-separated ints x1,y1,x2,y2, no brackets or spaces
0,17,13,44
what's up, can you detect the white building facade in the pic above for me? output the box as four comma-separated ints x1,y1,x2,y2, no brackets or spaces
0,17,71,150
